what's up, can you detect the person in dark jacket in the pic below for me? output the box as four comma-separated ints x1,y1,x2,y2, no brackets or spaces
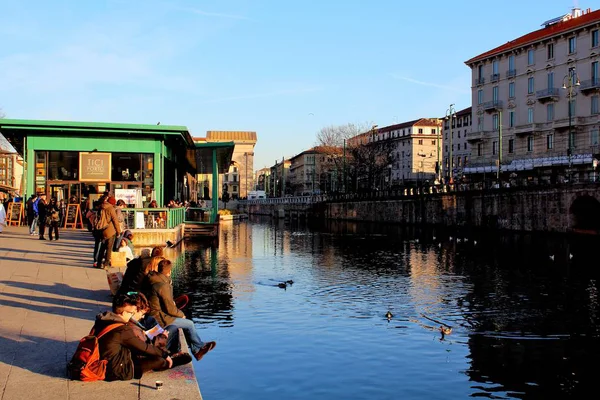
147,259,216,361
93,294,172,381
26,194,37,235
37,194,48,240
47,198,61,241
118,246,162,296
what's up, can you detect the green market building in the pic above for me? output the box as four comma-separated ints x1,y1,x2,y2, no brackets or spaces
0,119,234,209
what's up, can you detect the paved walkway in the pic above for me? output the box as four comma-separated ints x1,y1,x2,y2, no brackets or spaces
0,226,202,400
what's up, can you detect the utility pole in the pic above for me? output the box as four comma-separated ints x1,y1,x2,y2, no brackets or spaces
445,105,456,183
497,110,502,181
563,69,580,182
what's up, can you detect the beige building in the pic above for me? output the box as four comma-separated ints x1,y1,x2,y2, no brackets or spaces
442,107,472,182
0,152,23,199
205,131,257,199
465,8,600,184
288,147,332,195
362,118,442,187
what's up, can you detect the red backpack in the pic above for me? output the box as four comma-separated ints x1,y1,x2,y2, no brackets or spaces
68,323,123,381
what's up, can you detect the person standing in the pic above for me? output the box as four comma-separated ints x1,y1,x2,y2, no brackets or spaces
0,201,6,233
37,194,48,240
97,195,122,268
26,194,37,234
47,198,61,241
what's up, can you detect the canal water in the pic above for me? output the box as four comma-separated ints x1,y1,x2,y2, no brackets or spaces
171,216,600,400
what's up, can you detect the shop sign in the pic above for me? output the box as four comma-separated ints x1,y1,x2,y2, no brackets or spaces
79,152,111,182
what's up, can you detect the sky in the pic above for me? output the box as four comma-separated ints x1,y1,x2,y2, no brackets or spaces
0,0,582,169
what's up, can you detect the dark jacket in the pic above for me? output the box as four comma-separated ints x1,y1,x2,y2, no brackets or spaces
100,202,122,240
147,273,185,327
93,311,167,381
117,256,149,296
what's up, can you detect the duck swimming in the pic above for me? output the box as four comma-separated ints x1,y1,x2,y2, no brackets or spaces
277,282,287,289
440,326,452,335
286,280,294,285
385,311,393,319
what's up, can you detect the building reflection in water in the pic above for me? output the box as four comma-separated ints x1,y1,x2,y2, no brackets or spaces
168,216,600,399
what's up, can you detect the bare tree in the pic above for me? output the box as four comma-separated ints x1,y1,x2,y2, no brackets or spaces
315,122,394,192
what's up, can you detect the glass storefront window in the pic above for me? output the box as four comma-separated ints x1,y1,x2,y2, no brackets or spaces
35,151,47,194
142,154,154,199
112,153,142,182
48,151,79,180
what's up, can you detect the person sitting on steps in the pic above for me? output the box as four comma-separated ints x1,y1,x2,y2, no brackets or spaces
92,293,172,381
146,259,216,361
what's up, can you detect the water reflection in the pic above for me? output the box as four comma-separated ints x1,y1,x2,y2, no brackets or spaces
174,217,600,400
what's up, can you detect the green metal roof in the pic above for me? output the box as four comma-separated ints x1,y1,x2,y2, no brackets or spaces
0,118,196,150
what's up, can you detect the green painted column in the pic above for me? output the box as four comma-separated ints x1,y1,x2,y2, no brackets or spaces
26,142,35,196
153,141,163,206
211,148,218,223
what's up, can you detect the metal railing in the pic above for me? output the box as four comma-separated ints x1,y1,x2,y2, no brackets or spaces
490,73,500,82
184,207,215,223
482,100,503,111
506,69,517,78
120,207,185,230
580,78,600,91
474,77,485,85
536,88,560,99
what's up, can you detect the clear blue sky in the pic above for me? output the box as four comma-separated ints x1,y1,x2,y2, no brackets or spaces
0,0,580,168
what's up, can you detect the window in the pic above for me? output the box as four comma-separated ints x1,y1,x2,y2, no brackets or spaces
431,128,436,134
528,49,535,65
547,103,554,121
493,114,499,130
508,139,515,154
527,136,534,152
493,85,499,102
477,143,483,156
478,89,483,104
478,116,484,131
593,61,599,84
509,82,515,98
568,36,576,54
509,110,515,127
509,55,515,71
547,134,553,150
592,129,599,146
528,77,535,94
547,43,554,59
547,72,554,89
418,139,423,145
458,131,461,138
445,145,448,152
492,60,499,75
592,95,599,115
458,143,461,150
593,30,599,48
418,128,423,134
492,141,498,155
528,107,534,123
477,65,483,79
431,140,436,145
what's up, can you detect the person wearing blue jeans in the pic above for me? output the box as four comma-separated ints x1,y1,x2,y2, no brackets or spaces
146,259,216,361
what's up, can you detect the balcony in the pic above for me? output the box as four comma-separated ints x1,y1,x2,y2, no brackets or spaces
466,131,485,142
490,73,500,83
536,88,560,103
514,123,540,136
474,77,485,86
580,78,600,93
482,99,503,112
506,69,517,78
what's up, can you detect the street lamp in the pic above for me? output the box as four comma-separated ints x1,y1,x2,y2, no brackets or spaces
562,69,580,179
445,104,456,183
436,124,441,184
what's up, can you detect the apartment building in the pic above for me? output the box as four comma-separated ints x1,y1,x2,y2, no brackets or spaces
205,131,256,199
356,119,442,187
442,107,472,182
269,158,291,197
465,7,600,184
287,147,333,195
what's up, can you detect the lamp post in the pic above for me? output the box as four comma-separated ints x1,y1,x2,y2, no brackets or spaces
436,125,441,184
445,104,456,183
562,69,580,180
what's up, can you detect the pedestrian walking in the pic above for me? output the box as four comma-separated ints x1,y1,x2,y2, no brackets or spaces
47,198,61,241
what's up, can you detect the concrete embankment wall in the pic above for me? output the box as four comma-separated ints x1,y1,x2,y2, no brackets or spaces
242,185,600,233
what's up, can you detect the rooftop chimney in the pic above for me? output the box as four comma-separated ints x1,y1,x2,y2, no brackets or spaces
571,8,582,18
